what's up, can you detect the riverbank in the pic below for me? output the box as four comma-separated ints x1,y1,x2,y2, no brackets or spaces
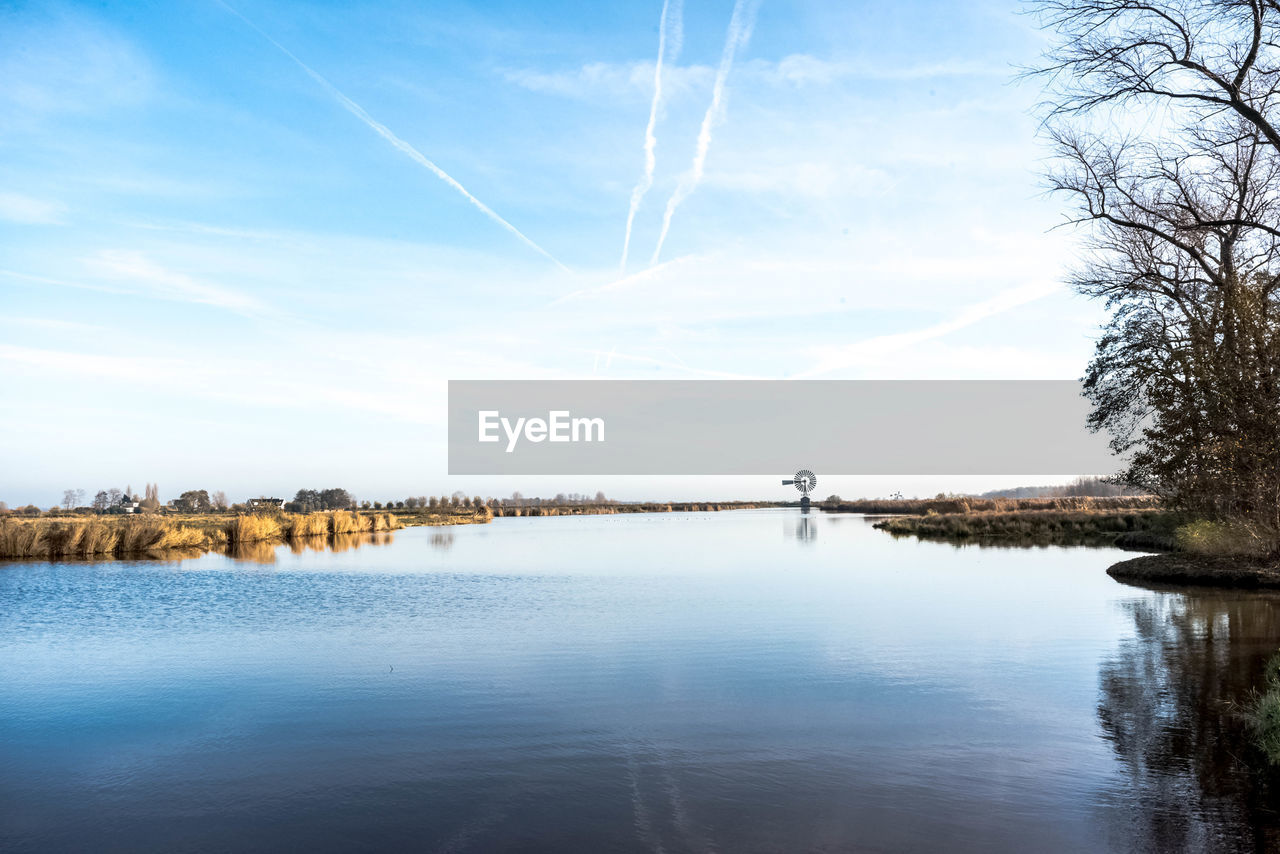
0,501,781,560
824,495,1159,515
0,509,455,561
1107,554,1280,589
491,500,778,517
861,499,1280,591
867,506,1178,548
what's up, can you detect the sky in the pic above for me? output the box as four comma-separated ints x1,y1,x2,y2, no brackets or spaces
0,0,1108,507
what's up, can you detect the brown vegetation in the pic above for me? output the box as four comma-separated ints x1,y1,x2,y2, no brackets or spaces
0,510,408,560
872,508,1179,548
1,501,780,561
491,501,774,517
0,517,221,559
824,495,1160,516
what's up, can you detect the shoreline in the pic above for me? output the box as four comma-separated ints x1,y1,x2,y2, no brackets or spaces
866,507,1178,550
0,502,782,562
848,502,1280,591
1107,553,1280,590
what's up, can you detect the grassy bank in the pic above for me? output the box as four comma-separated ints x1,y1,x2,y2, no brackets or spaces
0,509,413,560
825,495,1160,515
871,507,1180,548
0,516,215,559
490,500,776,517
856,497,1280,590
1105,517,1280,588
0,501,772,560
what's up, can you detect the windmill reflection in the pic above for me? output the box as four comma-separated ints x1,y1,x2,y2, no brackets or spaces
791,515,817,543
1096,586,1280,849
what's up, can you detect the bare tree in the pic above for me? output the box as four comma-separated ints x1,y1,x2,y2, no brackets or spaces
1033,0,1280,526
211,490,229,511
61,489,78,511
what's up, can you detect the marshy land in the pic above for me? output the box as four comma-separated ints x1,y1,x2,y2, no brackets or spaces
0,510,410,561
0,501,779,561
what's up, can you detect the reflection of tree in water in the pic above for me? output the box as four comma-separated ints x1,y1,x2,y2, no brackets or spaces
430,532,454,550
1097,588,1280,850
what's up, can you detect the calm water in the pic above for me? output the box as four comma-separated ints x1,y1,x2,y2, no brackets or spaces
3,509,1280,852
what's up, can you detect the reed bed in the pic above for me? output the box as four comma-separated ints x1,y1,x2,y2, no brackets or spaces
225,514,283,544
0,517,216,559
0,510,406,560
245,511,401,543
284,512,331,540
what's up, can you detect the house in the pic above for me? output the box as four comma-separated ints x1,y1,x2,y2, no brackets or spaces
247,497,284,511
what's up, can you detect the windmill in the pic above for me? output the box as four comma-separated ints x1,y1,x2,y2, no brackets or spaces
782,469,817,511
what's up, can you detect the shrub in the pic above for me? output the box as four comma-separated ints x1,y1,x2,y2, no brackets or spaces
1174,519,1276,558
1247,651,1280,764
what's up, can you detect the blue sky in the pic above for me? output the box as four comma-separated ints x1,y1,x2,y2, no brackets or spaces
0,0,1105,506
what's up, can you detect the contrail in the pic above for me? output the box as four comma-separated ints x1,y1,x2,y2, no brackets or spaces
620,0,684,272
793,281,1063,378
216,1,571,273
650,0,760,265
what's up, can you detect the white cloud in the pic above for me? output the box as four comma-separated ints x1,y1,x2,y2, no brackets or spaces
504,60,714,101
704,161,894,198
796,281,1064,378
504,53,1005,100
0,192,65,225
760,54,1007,85
0,12,153,117
86,250,272,318
0,344,181,382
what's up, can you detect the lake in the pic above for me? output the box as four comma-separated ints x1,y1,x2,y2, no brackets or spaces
2,508,1280,852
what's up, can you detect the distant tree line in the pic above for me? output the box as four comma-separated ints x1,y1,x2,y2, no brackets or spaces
3,487,616,517
285,488,354,513
978,476,1139,500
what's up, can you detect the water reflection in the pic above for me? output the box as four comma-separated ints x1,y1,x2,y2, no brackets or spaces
226,539,280,564
331,531,394,553
790,515,817,543
1097,584,1280,850
229,532,396,563
12,511,1280,850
